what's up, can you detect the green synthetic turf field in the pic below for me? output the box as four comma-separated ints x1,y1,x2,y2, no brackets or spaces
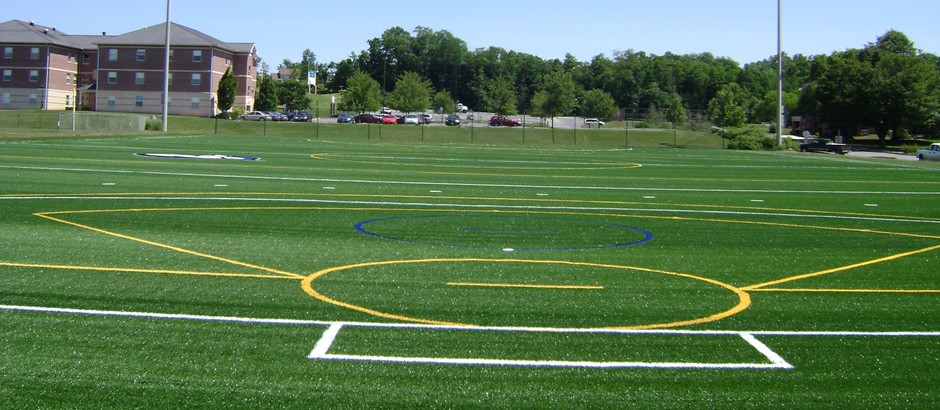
1,133,938,407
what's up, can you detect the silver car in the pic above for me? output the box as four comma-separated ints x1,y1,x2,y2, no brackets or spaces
242,111,271,121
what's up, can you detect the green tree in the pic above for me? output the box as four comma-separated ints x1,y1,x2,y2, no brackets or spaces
485,76,518,115
278,79,312,112
338,70,382,113
254,75,279,111
432,90,456,114
216,67,236,113
538,71,577,125
666,95,686,127
707,83,752,127
528,91,548,118
806,30,940,145
579,89,617,121
387,71,433,113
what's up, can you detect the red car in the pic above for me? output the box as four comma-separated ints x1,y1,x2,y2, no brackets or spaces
489,115,521,127
381,114,398,124
354,113,382,124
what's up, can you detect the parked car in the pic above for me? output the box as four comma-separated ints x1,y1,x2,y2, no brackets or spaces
489,115,521,127
403,114,420,125
266,111,288,121
445,114,461,126
242,111,271,121
917,143,940,161
420,114,433,124
583,118,605,128
456,102,469,113
380,107,393,114
381,114,398,124
799,138,850,154
337,113,355,123
291,111,311,122
355,113,382,124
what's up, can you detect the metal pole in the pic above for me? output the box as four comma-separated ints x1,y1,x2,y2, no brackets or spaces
161,0,171,133
777,0,783,146
71,87,76,131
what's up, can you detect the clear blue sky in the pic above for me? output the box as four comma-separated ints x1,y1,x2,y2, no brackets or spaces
5,0,938,67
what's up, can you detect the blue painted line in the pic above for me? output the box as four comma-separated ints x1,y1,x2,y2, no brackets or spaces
354,215,653,252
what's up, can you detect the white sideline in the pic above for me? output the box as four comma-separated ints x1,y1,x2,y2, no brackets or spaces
7,304,938,370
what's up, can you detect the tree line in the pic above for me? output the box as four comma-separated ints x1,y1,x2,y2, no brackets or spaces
271,26,938,143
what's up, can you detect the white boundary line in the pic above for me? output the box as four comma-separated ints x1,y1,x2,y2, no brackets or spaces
5,304,939,370
2,164,938,195
306,323,794,370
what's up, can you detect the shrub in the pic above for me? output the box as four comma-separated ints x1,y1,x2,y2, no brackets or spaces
724,125,778,150
145,118,162,131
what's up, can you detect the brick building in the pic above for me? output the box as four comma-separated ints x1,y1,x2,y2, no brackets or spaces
0,19,259,116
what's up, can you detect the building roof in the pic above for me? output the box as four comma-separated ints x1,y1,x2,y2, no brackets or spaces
0,19,85,49
97,22,252,54
0,19,254,55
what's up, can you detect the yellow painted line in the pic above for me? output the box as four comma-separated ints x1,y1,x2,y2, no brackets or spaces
447,282,604,290
0,261,295,280
301,259,752,330
748,288,940,294
33,213,306,280
743,244,940,291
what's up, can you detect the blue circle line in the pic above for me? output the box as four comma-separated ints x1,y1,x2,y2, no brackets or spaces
354,215,653,251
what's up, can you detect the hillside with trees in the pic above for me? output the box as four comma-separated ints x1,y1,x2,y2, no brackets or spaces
276,27,939,141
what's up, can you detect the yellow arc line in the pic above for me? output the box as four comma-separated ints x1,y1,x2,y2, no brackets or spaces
33,213,306,280
743,244,940,290
447,282,603,290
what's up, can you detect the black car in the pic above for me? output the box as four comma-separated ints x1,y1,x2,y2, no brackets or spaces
799,138,850,154
291,111,311,122
337,113,355,123
445,114,461,126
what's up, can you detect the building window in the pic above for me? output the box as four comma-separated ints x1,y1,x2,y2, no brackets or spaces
167,73,173,85
66,94,71,106
169,50,174,62
108,96,116,107
29,70,38,82
83,53,90,64
66,73,71,85
3,47,12,59
109,49,118,61
136,72,145,85
191,73,201,86
136,49,146,61
29,93,37,104
68,52,76,63
2,93,9,104
108,72,117,84
2,69,10,81
135,96,144,107
30,47,39,59
191,97,200,109
192,50,202,62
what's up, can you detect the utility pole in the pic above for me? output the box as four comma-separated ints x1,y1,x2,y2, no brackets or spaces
161,0,171,133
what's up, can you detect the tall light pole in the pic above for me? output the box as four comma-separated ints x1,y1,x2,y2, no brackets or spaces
777,0,784,146
161,0,171,133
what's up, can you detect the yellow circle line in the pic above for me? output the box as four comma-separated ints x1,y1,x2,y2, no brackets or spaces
300,258,752,329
